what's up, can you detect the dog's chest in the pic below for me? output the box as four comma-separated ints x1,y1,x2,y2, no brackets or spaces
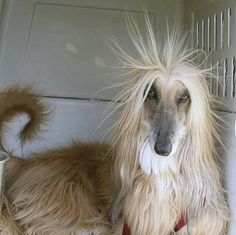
123,143,205,234
123,152,210,235
138,148,192,207
124,172,188,235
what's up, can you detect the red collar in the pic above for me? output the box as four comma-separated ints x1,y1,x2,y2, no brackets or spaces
122,216,187,235
122,224,131,235
174,216,187,232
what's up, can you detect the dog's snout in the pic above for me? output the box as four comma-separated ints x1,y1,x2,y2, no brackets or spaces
154,141,172,156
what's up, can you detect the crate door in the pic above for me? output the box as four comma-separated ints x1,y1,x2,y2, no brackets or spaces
185,0,236,234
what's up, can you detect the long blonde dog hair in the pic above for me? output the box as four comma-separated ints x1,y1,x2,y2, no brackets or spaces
109,15,228,227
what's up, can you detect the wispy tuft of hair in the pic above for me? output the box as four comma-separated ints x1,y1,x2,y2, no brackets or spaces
108,15,229,225
0,85,51,152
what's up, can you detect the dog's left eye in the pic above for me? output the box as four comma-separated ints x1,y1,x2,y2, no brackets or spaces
178,93,190,103
147,89,156,100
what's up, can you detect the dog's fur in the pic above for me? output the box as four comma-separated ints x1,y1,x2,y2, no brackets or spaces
0,16,229,235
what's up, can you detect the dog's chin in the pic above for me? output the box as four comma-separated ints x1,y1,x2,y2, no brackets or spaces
139,140,178,175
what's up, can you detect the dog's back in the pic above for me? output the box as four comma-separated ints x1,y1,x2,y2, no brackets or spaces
0,85,114,235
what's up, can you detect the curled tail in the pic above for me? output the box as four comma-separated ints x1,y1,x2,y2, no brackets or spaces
0,85,51,152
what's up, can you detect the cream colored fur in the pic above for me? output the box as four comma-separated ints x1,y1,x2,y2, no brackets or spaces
2,142,114,235
0,15,230,235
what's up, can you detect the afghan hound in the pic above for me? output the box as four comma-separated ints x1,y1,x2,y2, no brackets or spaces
0,16,229,235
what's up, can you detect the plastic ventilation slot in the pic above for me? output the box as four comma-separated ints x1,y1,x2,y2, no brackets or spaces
213,14,217,51
224,58,227,97
206,61,213,93
207,17,211,51
220,11,224,49
217,60,224,97
196,21,199,49
210,62,213,93
216,59,228,98
232,57,236,98
216,60,220,96
228,8,232,48
202,19,205,50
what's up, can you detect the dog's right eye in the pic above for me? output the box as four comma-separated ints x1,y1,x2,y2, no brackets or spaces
147,89,156,100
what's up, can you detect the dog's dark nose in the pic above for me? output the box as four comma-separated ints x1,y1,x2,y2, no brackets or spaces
154,142,172,156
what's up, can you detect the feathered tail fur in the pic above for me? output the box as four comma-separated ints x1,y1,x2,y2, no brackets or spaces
0,85,50,152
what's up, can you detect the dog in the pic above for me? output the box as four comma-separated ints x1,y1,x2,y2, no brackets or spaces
0,16,229,235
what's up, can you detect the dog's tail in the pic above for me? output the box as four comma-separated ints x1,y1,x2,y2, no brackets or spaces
0,85,50,152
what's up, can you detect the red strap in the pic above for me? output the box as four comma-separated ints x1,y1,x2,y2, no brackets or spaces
123,216,186,235
174,216,187,232
122,224,131,235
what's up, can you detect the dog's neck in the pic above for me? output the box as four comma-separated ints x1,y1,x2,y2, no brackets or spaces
139,141,179,175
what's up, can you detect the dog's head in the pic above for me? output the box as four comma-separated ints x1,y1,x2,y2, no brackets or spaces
111,16,218,178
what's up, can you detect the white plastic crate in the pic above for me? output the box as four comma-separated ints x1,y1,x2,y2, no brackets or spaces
0,0,235,234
